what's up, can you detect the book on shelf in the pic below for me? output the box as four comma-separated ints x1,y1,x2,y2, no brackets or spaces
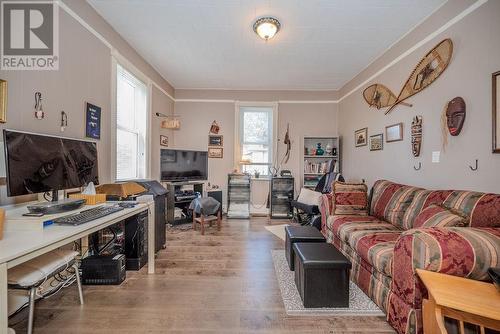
304,160,335,174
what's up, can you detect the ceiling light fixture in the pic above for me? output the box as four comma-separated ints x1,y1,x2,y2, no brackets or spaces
253,17,280,41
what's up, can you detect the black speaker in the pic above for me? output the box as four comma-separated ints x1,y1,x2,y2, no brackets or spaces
124,210,149,270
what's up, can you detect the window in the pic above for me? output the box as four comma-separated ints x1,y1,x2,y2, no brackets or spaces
115,64,148,180
239,106,274,176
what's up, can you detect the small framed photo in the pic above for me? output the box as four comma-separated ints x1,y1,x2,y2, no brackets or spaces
208,147,223,158
160,135,168,147
370,134,383,151
355,127,368,147
386,123,404,142
208,134,223,146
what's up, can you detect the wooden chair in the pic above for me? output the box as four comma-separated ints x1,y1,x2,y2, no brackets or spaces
192,210,221,235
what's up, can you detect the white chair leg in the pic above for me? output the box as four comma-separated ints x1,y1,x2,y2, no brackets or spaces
73,264,84,305
27,287,36,334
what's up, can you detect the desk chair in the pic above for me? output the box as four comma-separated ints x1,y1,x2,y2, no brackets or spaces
8,250,83,334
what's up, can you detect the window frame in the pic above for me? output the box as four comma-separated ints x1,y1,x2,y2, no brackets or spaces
111,53,152,182
234,102,278,178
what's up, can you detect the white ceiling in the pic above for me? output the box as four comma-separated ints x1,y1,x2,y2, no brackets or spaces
87,0,446,90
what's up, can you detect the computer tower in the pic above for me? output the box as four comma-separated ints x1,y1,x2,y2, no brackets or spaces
81,254,126,285
124,210,148,270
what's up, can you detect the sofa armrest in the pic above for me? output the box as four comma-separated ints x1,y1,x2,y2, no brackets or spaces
319,193,333,232
392,227,500,307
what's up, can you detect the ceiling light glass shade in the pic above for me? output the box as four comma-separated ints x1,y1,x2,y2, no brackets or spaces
253,17,280,41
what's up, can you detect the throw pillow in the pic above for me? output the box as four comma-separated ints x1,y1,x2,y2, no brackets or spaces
332,181,368,215
297,188,322,206
413,204,469,228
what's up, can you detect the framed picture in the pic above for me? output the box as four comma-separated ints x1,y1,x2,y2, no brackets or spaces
370,134,383,151
355,127,368,147
0,80,6,123
208,134,223,146
208,147,223,158
85,102,101,139
386,123,404,142
160,135,168,147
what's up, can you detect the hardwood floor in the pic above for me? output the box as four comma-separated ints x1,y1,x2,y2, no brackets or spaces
12,217,394,333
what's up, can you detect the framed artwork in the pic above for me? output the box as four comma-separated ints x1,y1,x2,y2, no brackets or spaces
208,147,223,158
355,127,368,147
386,123,404,142
160,135,168,147
370,134,383,151
85,102,101,139
0,80,6,123
493,71,500,153
208,134,223,146
210,120,220,134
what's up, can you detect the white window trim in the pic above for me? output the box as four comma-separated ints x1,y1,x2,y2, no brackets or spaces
111,52,152,182
234,101,278,176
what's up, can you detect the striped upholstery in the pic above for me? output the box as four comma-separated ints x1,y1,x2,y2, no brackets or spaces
323,179,500,334
332,182,369,215
413,204,468,228
370,180,422,229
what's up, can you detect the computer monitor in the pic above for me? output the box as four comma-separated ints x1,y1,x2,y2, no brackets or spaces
3,130,99,198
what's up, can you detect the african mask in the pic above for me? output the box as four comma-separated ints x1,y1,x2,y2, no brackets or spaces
411,116,422,157
446,97,466,136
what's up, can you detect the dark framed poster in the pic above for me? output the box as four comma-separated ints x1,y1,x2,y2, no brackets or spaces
85,102,101,139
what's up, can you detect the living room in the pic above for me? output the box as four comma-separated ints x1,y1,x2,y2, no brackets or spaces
0,0,499,333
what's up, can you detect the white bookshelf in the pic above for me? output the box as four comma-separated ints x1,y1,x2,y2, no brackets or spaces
302,136,340,189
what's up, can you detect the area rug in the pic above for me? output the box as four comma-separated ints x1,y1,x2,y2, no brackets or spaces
272,250,384,316
265,224,288,241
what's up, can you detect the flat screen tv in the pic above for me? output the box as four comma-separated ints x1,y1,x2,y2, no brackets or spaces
160,149,208,182
3,130,99,197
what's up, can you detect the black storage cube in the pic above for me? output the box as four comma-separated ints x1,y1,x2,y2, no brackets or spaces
285,225,325,271
293,243,352,308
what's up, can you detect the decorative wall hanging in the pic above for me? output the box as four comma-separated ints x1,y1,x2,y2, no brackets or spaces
60,111,68,132
363,84,412,110
282,123,291,163
411,116,422,157
385,123,404,142
34,92,44,119
208,135,223,146
355,128,368,147
156,112,181,129
210,120,220,134
85,102,101,139
160,135,168,147
441,97,465,150
492,71,500,153
386,39,453,115
369,134,383,151
0,79,6,123
208,147,223,159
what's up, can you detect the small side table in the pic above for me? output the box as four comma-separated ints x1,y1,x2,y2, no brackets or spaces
417,269,500,333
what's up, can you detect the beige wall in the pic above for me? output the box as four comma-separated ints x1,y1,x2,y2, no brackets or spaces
338,0,500,193
151,87,174,181
173,98,338,212
0,1,174,204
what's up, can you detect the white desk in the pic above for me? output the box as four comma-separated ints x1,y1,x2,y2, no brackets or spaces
0,201,156,334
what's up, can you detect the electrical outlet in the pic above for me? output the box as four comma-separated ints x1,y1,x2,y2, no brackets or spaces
432,151,440,163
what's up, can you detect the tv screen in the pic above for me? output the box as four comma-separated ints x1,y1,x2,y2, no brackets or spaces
160,149,208,182
3,130,99,197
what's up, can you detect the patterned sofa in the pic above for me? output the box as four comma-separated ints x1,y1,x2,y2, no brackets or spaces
321,180,500,334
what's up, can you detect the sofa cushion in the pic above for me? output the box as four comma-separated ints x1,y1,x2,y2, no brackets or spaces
443,191,500,227
370,180,422,229
413,204,468,228
402,190,454,230
350,231,399,277
332,181,368,215
327,215,399,245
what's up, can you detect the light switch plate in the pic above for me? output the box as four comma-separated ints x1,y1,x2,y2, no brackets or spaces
432,151,440,163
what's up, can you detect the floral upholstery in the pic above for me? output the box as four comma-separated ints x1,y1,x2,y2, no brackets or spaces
332,181,369,215
413,204,468,228
323,179,500,334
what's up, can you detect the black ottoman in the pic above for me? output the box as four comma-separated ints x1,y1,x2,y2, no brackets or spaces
285,226,325,271
293,242,352,308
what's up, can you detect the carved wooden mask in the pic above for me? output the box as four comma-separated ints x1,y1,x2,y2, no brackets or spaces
446,97,466,136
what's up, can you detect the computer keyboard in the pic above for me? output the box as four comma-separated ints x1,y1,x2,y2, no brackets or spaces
52,205,125,226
